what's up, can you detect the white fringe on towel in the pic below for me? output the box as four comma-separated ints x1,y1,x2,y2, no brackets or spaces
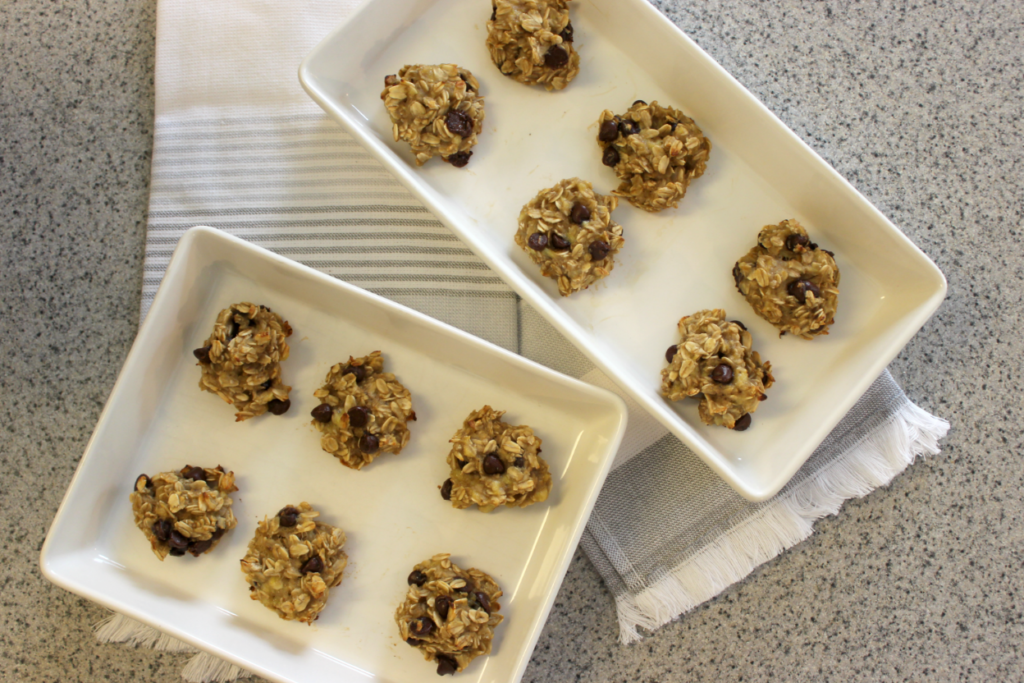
614,400,950,643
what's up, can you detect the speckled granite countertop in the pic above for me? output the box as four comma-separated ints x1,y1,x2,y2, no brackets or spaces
3,0,1022,680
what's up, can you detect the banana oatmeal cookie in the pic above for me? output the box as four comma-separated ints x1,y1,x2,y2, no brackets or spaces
130,465,238,561
396,553,503,676
240,502,348,624
733,219,840,339
194,302,293,421
661,309,773,431
381,64,484,167
514,177,624,296
596,100,711,212
486,0,579,91
310,351,416,470
440,405,551,512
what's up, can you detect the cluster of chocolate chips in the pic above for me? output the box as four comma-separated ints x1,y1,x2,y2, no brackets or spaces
309,362,381,456
525,201,612,262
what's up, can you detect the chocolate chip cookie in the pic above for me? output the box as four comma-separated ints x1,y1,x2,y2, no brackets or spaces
661,309,773,430
381,64,484,167
130,465,238,560
396,553,503,676
194,302,292,421
596,100,711,212
733,219,840,338
486,0,579,90
514,177,625,296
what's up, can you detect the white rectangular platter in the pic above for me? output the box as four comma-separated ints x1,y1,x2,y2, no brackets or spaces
299,0,946,500
40,226,627,683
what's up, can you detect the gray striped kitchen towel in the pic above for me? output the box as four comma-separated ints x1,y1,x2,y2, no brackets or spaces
95,1,949,680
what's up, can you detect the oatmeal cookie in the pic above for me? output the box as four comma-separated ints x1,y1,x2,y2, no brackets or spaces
396,553,503,676
240,502,348,624
310,352,416,470
661,309,773,430
381,64,484,167
486,0,579,91
514,177,624,296
733,219,840,339
596,100,711,212
194,302,292,421
440,406,551,512
130,465,238,561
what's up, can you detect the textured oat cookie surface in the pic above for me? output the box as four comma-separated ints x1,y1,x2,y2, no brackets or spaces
381,64,484,167
240,502,348,624
514,177,624,296
310,351,416,470
661,309,774,430
194,302,292,421
130,465,238,561
486,0,579,91
734,219,840,339
396,553,504,676
597,100,711,212
441,405,552,512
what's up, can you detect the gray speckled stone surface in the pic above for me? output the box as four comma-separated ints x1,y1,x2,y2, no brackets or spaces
2,0,1021,681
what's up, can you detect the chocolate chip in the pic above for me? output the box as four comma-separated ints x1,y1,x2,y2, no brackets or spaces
193,345,212,363
455,457,468,470
411,617,435,637
441,478,453,500
435,596,452,621
136,474,152,490
598,120,619,142
618,120,641,137
310,403,333,423
733,414,752,431
459,73,473,92
732,263,744,287
211,527,226,541
278,506,300,527
408,570,428,586
445,151,472,168
168,530,190,551
359,434,380,454
588,240,611,261
436,655,458,676
152,519,172,543
513,456,525,468
665,345,678,363
348,406,371,428
267,398,291,415
731,320,747,330
260,379,273,390
544,44,569,69
711,363,734,384
570,202,591,224
527,232,548,251
787,279,821,304
169,547,186,557
385,74,400,87
560,21,574,42
406,637,422,646
301,555,324,574
444,109,473,137
455,578,474,593
189,538,213,556
482,454,506,475
602,146,620,167
226,322,239,342
785,233,809,251
633,99,647,106
181,466,205,481
549,232,570,251
345,365,367,382
823,248,835,258
490,5,496,21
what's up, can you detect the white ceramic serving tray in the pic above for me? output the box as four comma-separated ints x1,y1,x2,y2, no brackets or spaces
40,227,626,683
300,0,946,500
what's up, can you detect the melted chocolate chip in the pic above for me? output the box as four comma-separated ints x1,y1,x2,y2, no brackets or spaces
732,263,744,288
278,506,300,527
436,656,458,676
441,479,453,501
787,279,821,304
168,530,190,551
731,320,747,330
459,73,473,92
358,434,380,454
310,403,333,423
602,146,620,167
136,474,152,490
598,120,619,142
348,405,371,428
444,109,473,137
181,466,205,481
490,5,496,21
411,617,435,637
445,151,472,168
408,570,428,586
267,399,291,415
560,21,574,42
435,596,452,621
482,453,506,475
618,120,641,137
527,232,549,251
513,456,525,468
301,555,324,574
588,240,611,261
169,547,186,557
193,345,212,364
384,74,400,88
823,248,835,258
733,414,752,431
785,233,809,251
475,592,491,613
665,345,678,363
633,99,647,106
406,637,423,646
711,363,734,384
260,379,273,390
152,519,173,543
549,232,571,251
189,538,213,556
570,202,591,224
345,364,367,382
544,44,569,69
